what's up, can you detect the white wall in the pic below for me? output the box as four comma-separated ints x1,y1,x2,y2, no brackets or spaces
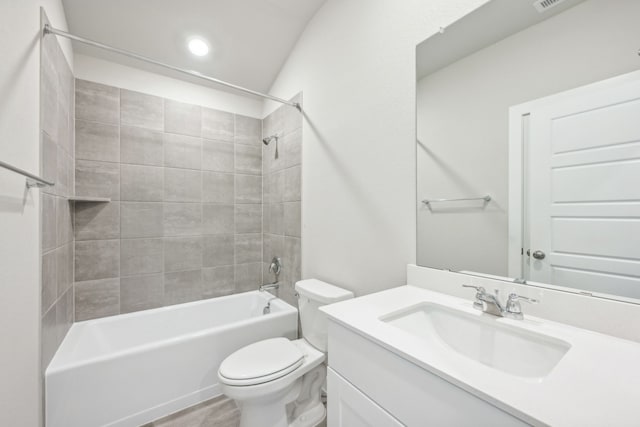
74,54,263,118
416,0,640,276
0,1,71,426
264,0,489,295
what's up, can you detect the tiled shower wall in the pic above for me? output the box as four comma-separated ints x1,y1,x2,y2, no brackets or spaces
40,12,75,371
262,96,303,307
72,80,266,320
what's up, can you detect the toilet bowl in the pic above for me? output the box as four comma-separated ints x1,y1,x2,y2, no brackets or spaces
218,279,354,427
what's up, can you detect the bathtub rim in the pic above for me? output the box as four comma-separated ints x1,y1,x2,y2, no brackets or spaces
46,291,298,375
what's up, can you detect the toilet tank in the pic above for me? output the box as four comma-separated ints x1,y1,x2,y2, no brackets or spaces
295,279,354,352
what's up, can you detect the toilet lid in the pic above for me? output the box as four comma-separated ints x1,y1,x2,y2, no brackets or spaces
219,338,304,386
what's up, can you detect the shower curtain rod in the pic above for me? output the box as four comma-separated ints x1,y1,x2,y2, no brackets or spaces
43,24,301,111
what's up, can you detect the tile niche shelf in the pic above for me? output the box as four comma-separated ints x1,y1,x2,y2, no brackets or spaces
67,196,111,203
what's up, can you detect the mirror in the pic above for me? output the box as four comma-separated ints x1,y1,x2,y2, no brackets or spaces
416,0,640,302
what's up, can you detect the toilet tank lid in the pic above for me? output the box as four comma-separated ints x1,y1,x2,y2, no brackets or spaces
295,279,354,304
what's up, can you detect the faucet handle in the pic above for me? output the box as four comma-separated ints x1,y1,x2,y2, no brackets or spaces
507,293,538,304
462,285,485,311
505,293,538,319
462,284,486,293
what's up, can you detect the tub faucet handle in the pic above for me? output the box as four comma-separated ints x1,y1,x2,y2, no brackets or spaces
268,257,282,282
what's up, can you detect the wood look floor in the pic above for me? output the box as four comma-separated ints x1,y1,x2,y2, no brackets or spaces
143,396,327,427
142,396,240,427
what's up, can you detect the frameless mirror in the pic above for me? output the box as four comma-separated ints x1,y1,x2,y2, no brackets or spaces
416,0,640,302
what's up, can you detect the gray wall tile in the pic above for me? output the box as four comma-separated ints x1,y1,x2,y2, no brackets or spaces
203,234,234,267
121,89,163,130
41,306,58,372
121,164,164,201
121,274,164,313
121,202,163,238
283,237,302,286
75,79,119,125
164,203,202,236
261,100,303,306
55,287,73,341
265,170,284,204
267,203,284,235
75,120,119,162
56,244,73,297
42,251,57,314
235,263,262,292
202,266,235,298
164,99,201,137
235,174,262,204
202,108,234,142
164,270,203,305
283,166,302,201
235,115,261,146
164,168,201,202
202,172,234,204
56,197,73,246
235,204,262,233
42,132,58,184
120,238,163,277
163,133,202,170
76,160,120,200
284,202,301,238
164,236,202,272
42,193,57,251
75,278,120,321
263,233,284,263
75,239,120,282
282,128,302,169
202,140,234,173
41,47,59,141
74,201,120,241
203,204,234,234
69,81,297,320
235,144,262,175
56,150,72,197
120,125,163,166
42,25,76,373
235,233,262,264
57,100,71,159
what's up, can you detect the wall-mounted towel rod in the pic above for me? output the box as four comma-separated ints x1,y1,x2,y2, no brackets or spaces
422,195,491,206
42,24,302,111
0,160,55,189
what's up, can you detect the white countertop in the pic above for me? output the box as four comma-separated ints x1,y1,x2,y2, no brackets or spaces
321,285,640,427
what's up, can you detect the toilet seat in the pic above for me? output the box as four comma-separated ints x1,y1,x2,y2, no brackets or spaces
219,337,304,386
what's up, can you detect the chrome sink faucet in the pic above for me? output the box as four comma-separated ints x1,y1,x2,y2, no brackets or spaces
462,285,538,320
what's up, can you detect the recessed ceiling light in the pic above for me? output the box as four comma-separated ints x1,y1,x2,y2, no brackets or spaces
188,38,209,56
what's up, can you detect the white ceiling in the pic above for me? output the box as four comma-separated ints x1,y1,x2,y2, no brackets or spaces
62,0,327,94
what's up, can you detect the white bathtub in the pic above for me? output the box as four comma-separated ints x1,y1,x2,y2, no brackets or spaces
45,291,298,427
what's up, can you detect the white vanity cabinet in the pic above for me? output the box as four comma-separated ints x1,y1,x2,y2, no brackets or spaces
327,368,403,427
326,320,531,427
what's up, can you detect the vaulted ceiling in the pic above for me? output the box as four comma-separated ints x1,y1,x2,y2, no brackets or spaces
62,0,327,93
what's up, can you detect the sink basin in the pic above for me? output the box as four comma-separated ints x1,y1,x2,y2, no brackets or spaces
381,303,570,379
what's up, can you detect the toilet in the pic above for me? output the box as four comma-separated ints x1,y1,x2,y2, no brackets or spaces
218,279,354,427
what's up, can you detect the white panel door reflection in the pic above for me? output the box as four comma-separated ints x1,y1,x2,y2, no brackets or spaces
524,75,640,299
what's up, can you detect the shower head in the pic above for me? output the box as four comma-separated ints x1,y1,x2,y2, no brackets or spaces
262,135,278,145
262,134,280,159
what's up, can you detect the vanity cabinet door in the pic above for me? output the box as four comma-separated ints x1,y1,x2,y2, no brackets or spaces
327,368,404,427
328,321,531,426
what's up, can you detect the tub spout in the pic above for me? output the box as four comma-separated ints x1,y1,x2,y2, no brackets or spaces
259,282,279,292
